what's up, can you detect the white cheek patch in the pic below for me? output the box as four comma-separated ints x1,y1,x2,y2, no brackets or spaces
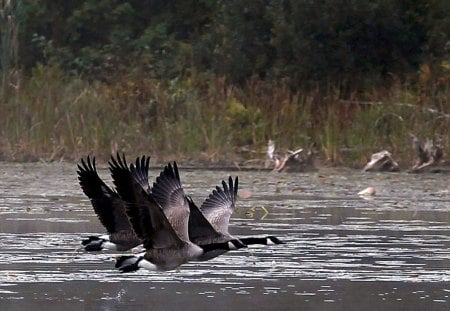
138,259,158,271
228,241,237,250
100,234,110,240
266,238,276,245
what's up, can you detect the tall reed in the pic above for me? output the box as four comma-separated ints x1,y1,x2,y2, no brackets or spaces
0,63,448,167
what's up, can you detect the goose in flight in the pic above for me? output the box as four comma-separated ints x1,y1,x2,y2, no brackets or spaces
188,176,283,261
77,155,144,251
110,155,246,272
130,156,284,262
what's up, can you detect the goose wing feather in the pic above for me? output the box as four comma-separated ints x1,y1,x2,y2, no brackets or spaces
151,162,190,242
110,154,183,249
109,153,144,238
200,176,238,234
77,155,131,233
187,196,224,244
131,155,151,193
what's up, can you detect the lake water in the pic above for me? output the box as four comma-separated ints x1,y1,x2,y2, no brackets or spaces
0,161,449,310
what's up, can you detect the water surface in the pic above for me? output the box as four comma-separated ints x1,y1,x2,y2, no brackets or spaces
0,162,449,310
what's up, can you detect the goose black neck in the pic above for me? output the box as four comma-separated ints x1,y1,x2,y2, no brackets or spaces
200,242,232,252
200,239,247,252
239,237,268,245
240,236,284,245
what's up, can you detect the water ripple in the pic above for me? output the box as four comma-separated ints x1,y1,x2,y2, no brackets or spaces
0,163,449,309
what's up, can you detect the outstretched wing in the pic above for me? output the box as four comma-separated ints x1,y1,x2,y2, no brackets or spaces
77,155,131,233
151,162,190,242
110,154,183,249
187,196,223,245
200,176,238,234
131,155,151,193
109,153,144,238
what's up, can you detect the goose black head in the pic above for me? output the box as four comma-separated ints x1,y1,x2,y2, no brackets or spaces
266,236,285,245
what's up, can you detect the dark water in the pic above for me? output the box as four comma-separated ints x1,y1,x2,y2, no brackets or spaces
0,162,449,310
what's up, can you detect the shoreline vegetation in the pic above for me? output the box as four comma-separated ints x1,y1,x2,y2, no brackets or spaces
1,63,448,170
0,1,448,168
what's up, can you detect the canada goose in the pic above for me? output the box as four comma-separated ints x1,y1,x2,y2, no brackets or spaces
188,175,284,261
77,155,143,251
129,157,284,262
110,156,246,272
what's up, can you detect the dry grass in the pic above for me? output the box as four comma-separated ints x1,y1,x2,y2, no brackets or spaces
0,64,448,167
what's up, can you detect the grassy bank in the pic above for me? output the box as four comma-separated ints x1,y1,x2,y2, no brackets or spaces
0,64,449,168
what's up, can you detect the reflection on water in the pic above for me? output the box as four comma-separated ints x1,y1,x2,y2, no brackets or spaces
0,162,449,310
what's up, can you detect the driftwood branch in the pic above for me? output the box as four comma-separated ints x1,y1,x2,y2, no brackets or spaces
266,140,316,172
410,135,443,173
362,150,400,172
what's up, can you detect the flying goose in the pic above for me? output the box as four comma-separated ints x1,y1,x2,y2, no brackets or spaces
130,157,284,262
188,176,283,261
200,177,284,247
110,155,246,272
77,155,143,251
127,155,249,262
